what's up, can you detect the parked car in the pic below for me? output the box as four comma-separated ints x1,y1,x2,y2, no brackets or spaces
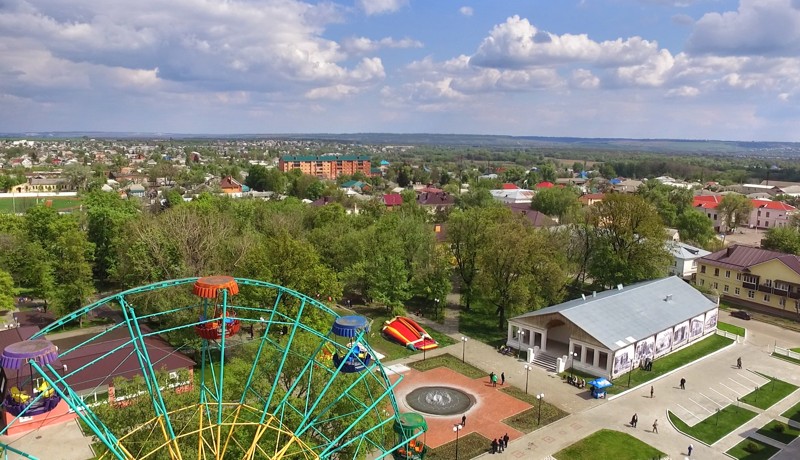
731,310,751,320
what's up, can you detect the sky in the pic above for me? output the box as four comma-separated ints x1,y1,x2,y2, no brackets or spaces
1,0,800,141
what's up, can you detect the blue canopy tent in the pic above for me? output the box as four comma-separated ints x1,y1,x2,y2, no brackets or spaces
588,378,613,399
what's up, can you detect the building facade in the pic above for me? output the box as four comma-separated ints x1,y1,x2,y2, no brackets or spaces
667,242,711,279
696,245,800,316
278,155,372,180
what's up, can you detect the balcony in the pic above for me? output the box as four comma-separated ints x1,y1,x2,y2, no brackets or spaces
757,285,771,294
742,282,757,290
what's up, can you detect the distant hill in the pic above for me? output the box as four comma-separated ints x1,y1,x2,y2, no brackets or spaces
2,132,799,158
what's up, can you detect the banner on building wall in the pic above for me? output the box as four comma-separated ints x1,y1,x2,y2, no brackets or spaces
655,328,672,356
689,314,705,341
704,309,718,333
612,344,634,376
673,321,689,348
635,336,655,365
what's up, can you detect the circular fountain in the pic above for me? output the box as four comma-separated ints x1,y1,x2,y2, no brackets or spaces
405,386,475,416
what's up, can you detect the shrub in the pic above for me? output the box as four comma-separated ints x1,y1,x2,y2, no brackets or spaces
744,441,761,453
773,422,786,433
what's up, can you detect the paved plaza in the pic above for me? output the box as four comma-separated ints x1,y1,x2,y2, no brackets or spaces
391,306,800,459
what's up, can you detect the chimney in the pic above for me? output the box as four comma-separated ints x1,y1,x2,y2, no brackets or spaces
726,246,735,258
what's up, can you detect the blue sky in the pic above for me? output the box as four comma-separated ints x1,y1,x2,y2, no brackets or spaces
1,0,799,141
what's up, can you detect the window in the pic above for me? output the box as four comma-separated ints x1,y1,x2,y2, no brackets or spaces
714,268,719,276
699,279,705,286
765,221,769,227
713,282,719,289
573,344,582,362
724,285,729,292
598,352,608,370
743,275,758,284
700,266,706,274
764,294,770,302
748,290,755,299
737,273,742,281
765,279,772,287
735,287,740,295
725,270,731,278
758,210,762,217
713,214,718,220
767,212,771,218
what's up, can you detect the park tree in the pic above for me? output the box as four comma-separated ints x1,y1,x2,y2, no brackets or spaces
447,207,490,311
636,180,693,227
761,227,800,255
50,227,95,325
530,186,580,222
538,162,557,183
0,269,16,313
84,191,140,282
718,194,753,232
675,208,716,248
586,194,671,289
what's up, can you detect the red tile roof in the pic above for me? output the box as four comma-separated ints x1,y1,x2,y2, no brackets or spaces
501,183,519,190
700,244,800,275
383,193,403,207
535,181,554,189
751,199,797,211
504,203,556,227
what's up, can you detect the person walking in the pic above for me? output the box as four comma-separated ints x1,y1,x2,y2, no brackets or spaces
652,419,659,434
680,377,686,390
737,357,742,369
630,413,638,428
491,373,498,387
650,385,654,398
491,438,498,454
461,414,466,427
501,372,505,385
489,372,495,385
503,433,509,448
688,443,693,456
497,435,504,452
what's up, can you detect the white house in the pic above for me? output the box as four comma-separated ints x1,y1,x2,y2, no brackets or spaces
666,242,711,279
749,199,797,230
489,188,535,204
506,277,718,379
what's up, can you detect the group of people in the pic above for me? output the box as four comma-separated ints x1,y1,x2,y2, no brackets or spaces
489,371,505,387
490,434,510,454
497,345,514,355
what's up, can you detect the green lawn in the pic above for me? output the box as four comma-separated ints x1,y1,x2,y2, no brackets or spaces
718,321,746,337
725,437,781,460
501,389,569,433
780,400,800,424
553,429,665,460
407,353,487,379
738,373,798,410
608,334,734,394
771,352,800,366
755,420,800,445
0,196,82,213
426,432,491,460
349,304,455,362
458,305,507,348
668,405,758,445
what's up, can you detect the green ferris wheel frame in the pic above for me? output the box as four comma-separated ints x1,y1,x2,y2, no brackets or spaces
0,277,427,460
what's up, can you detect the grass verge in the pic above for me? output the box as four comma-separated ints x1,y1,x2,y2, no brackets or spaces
501,386,569,432
738,373,798,410
725,437,781,460
553,429,664,460
426,432,491,460
668,405,758,445
780,400,800,424
608,334,733,394
771,352,800,366
407,353,487,379
718,321,746,337
755,419,800,445
458,304,507,348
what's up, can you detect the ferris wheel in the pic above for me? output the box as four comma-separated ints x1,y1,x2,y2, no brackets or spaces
0,276,428,460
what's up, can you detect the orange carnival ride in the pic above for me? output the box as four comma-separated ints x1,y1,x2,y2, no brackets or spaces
382,316,438,351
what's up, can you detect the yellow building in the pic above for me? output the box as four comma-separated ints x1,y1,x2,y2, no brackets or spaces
696,244,800,316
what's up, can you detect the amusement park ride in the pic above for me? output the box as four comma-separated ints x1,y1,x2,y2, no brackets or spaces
0,276,428,460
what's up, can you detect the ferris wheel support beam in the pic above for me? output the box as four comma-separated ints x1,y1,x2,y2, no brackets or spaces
119,298,182,460
238,291,284,405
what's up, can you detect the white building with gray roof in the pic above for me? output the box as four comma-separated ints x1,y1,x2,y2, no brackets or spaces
507,276,719,379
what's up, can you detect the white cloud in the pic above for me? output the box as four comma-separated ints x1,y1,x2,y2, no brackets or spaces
460,6,474,17
341,36,423,55
357,0,408,16
570,69,600,89
687,0,800,56
666,86,700,97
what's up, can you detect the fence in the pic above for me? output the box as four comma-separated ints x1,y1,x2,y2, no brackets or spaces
716,329,743,343
774,346,800,361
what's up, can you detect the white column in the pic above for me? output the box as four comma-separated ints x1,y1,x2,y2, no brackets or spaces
540,329,548,351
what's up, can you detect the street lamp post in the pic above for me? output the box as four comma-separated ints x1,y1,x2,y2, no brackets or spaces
518,330,526,360
570,352,578,380
715,408,721,426
524,365,531,394
461,337,468,363
453,424,463,460
536,393,545,425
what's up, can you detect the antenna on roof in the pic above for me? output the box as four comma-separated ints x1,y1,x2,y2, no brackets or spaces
617,284,624,291
581,294,586,301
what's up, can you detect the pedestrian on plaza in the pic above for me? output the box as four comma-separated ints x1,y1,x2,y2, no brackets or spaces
501,372,505,385
491,373,498,387
489,372,495,385
650,385,654,398
688,443,693,456
652,419,659,434
503,433,509,448
630,413,638,428
680,377,686,390
491,438,498,454
497,435,504,452
737,357,742,369
461,414,466,427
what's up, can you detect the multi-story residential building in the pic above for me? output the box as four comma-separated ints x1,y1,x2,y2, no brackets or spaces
666,241,710,279
693,195,725,233
278,155,372,180
696,245,800,316
749,199,797,229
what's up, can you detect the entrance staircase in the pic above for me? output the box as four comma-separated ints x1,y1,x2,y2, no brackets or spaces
531,352,558,373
